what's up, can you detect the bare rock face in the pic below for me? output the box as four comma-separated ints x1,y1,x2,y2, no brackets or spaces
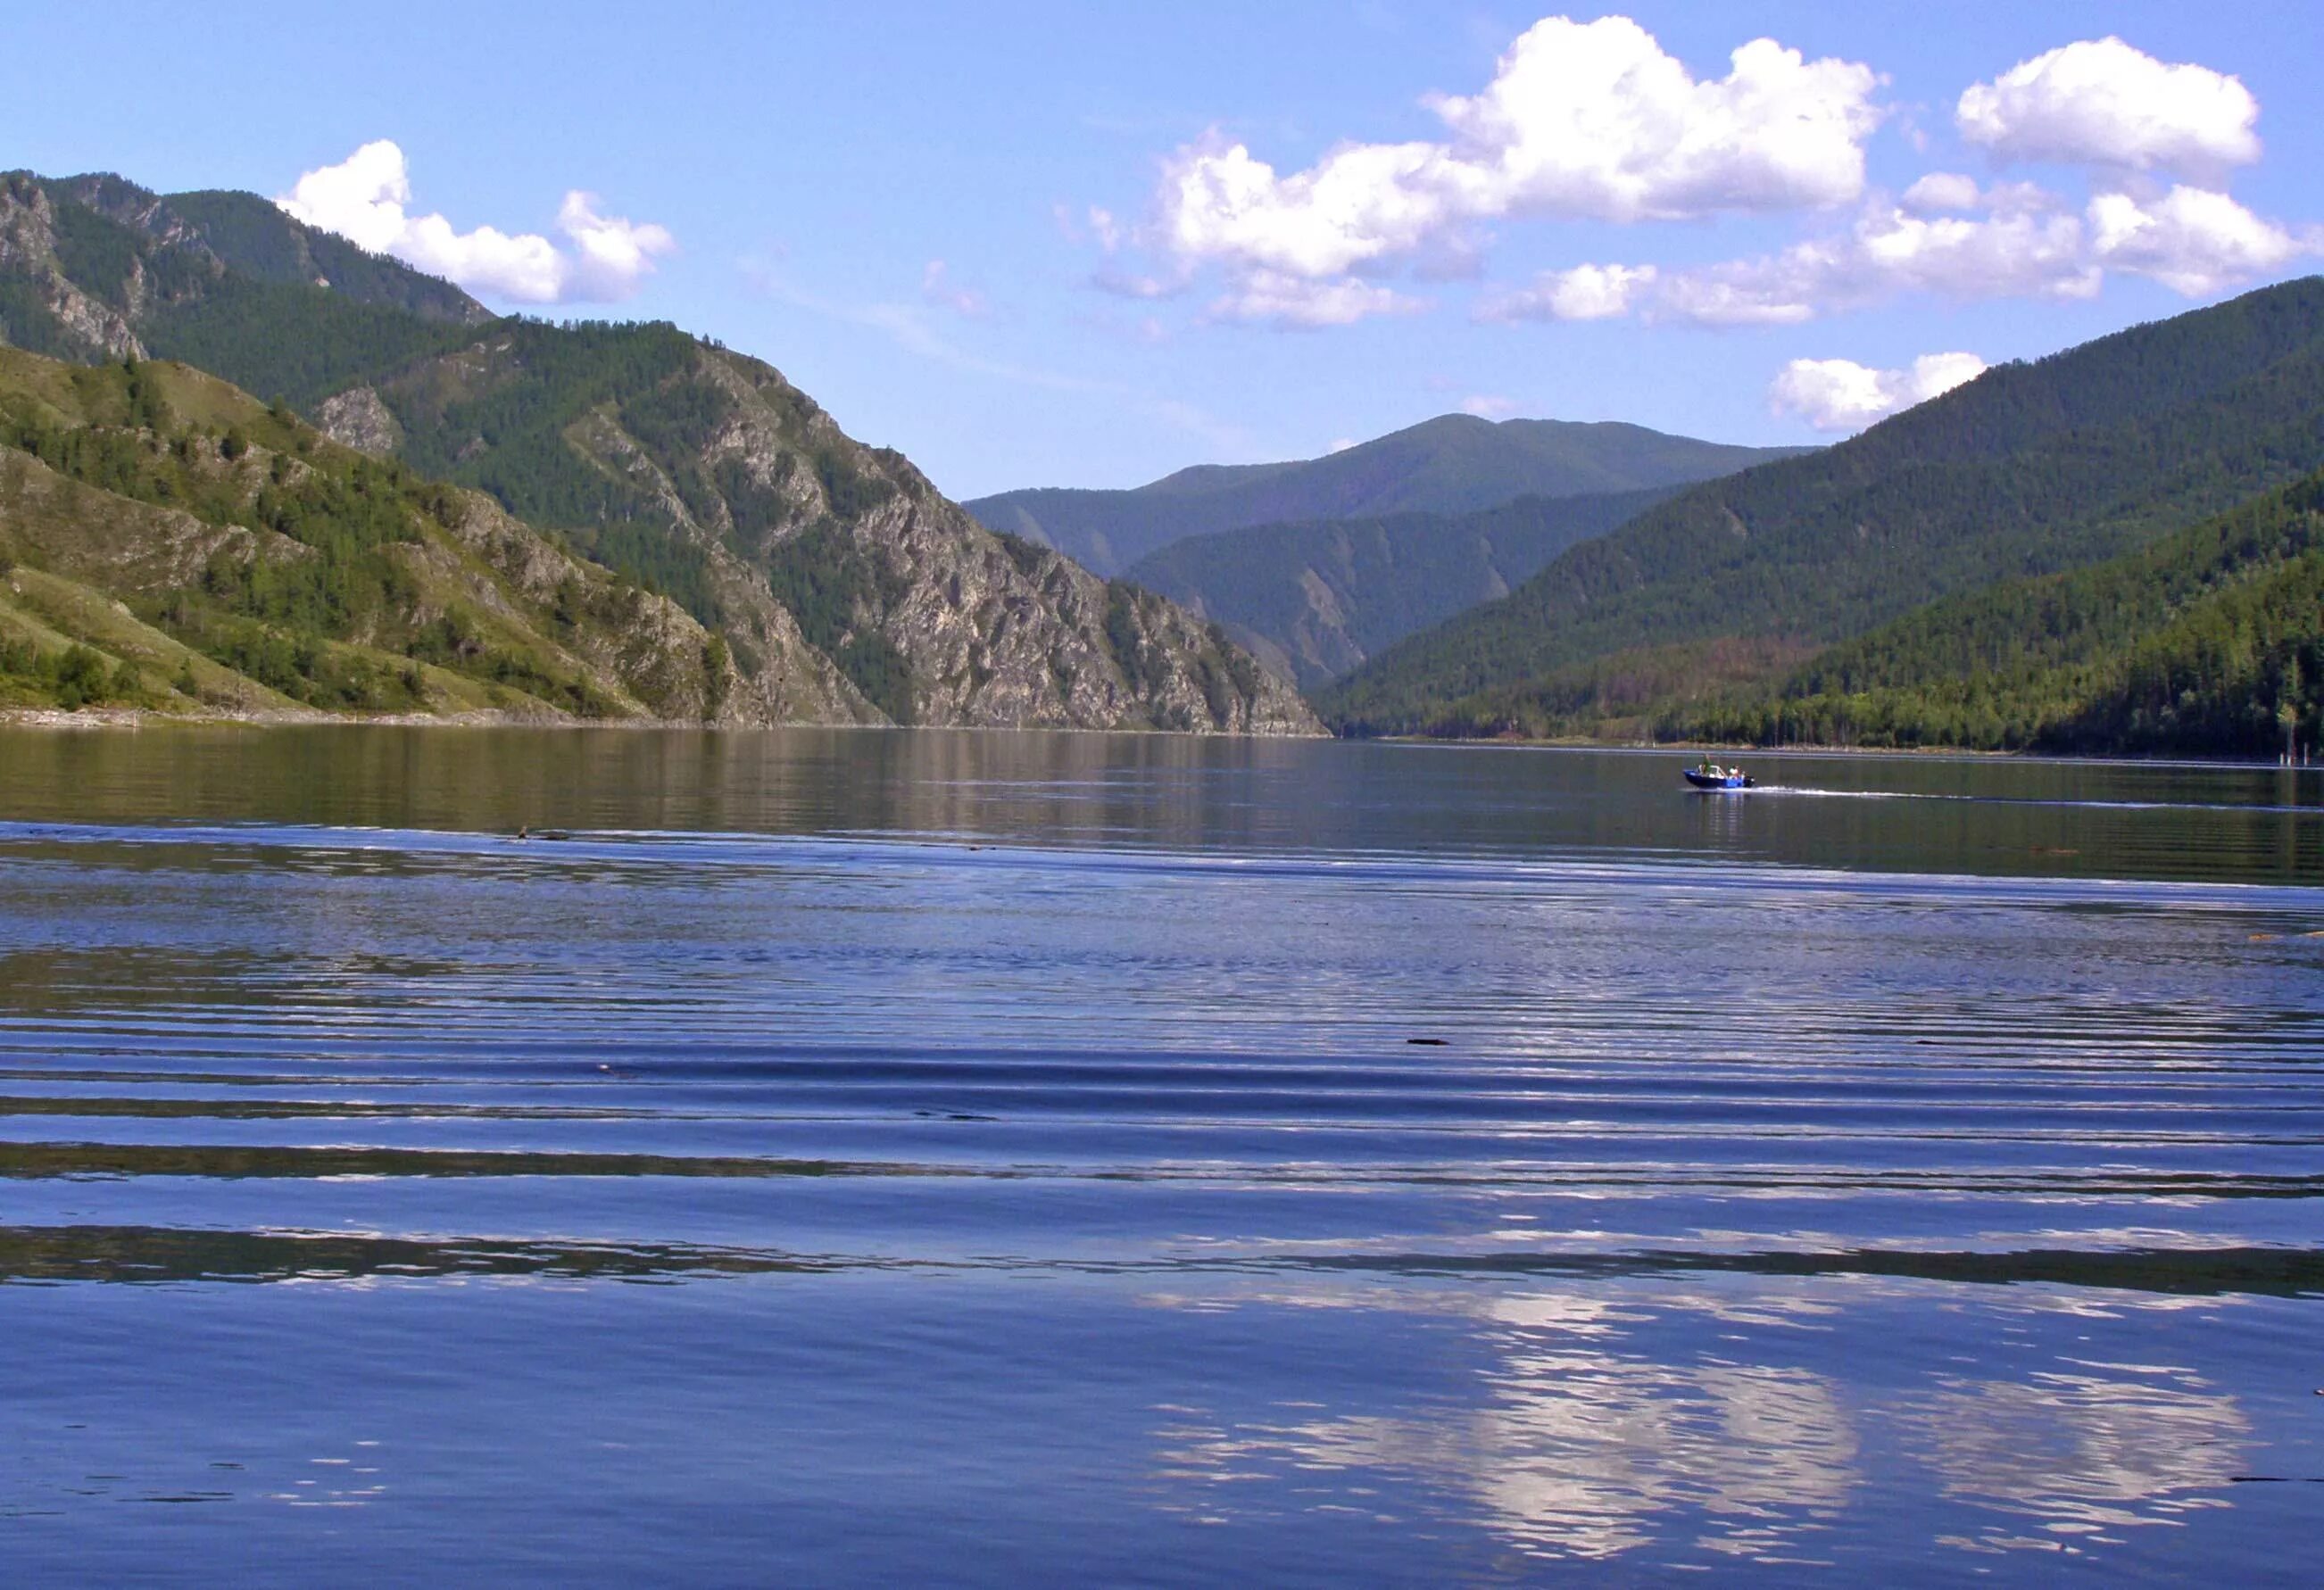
315,387,404,458
0,176,145,361
437,489,876,726
525,342,1324,733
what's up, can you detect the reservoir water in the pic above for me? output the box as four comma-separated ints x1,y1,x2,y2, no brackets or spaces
0,726,2318,1584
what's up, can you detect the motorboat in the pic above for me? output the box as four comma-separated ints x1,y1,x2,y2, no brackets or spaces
1682,760,1756,791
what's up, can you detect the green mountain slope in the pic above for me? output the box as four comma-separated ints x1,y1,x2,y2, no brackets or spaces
0,347,858,721
1123,485,1680,688
1321,277,2324,736
2,170,1316,734
966,415,1811,576
1662,469,2324,759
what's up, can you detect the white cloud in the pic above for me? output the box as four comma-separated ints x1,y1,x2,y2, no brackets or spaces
1326,436,1359,454
1492,172,2313,327
1899,172,1981,215
1770,351,1988,431
1125,14,1880,324
1481,261,1659,322
1489,191,2096,327
1205,269,1421,328
2089,185,2311,295
920,259,992,319
557,193,676,301
1958,37,2261,178
1459,394,1519,419
277,140,674,304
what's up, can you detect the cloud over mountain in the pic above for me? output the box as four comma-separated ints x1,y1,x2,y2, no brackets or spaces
277,141,674,304
1769,352,1987,431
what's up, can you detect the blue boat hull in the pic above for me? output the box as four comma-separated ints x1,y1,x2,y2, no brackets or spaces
1682,769,1756,790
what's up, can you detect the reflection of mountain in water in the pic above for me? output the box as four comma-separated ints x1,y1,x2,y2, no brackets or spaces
0,1224,837,1285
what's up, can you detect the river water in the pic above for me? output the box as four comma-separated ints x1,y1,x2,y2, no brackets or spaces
0,726,2318,1584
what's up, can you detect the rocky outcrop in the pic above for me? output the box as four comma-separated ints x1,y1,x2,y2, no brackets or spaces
0,175,145,361
315,387,404,458
435,488,876,726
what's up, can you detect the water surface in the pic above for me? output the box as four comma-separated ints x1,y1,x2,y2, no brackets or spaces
0,727,2319,1584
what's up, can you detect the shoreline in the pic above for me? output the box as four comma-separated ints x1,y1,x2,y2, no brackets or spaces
4,707,2313,770
0,705,1329,739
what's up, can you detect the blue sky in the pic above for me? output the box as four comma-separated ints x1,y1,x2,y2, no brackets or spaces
5,2,2321,498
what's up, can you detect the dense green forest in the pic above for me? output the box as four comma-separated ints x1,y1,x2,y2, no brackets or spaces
1323,277,2324,740
1657,470,2324,760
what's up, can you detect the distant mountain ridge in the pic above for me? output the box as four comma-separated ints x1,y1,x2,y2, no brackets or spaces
1322,277,2324,739
1124,485,1683,689
966,415,1812,576
0,168,1316,733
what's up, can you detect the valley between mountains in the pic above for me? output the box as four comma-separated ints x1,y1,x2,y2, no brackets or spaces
5,165,2323,762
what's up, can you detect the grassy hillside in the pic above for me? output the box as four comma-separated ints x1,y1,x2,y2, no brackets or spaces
1123,485,1679,688
0,348,760,720
1322,277,2324,737
967,414,1810,576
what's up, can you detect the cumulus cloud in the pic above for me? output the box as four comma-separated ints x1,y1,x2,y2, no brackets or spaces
1770,352,1988,431
1491,178,2309,327
277,140,674,304
2089,185,2311,294
1124,14,1880,326
1166,16,1879,274
1459,394,1520,419
1481,261,1660,322
1957,37,2261,178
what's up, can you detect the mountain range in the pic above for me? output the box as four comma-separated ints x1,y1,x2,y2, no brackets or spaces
964,414,1808,576
0,170,1316,733
1319,277,2324,753
6,164,2320,760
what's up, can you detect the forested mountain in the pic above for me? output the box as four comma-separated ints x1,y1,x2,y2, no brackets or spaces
1322,277,2324,738
0,348,857,720
0,170,1316,733
966,415,1809,576
1123,485,1680,688
1662,468,2324,760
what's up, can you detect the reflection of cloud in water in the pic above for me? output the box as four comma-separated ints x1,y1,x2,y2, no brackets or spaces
1155,1295,1859,1561
1898,1370,2249,1544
